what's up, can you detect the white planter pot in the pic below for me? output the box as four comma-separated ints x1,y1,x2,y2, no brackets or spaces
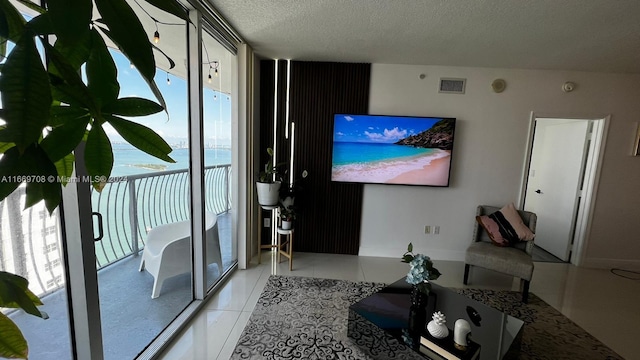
281,220,292,230
256,181,281,206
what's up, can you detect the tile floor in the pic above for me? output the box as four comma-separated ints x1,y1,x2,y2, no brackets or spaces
158,251,640,360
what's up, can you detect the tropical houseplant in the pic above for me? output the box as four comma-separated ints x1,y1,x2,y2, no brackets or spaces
278,201,296,230
256,147,285,207
276,169,307,229
0,0,187,357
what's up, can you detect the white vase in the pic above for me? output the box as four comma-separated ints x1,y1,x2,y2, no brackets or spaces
256,181,281,206
281,220,292,230
427,311,449,339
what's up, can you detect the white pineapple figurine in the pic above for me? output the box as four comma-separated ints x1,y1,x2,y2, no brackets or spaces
427,311,449,339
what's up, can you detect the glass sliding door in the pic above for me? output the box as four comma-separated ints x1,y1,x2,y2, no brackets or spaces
202,31,237,290
92,3,192,359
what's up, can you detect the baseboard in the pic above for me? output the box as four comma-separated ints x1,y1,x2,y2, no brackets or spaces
358,246,465,262
580,257,640,271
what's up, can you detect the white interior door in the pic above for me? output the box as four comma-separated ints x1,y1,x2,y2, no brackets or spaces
524,119,590,261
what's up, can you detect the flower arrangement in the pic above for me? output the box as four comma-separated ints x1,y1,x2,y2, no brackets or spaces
401,243,441,294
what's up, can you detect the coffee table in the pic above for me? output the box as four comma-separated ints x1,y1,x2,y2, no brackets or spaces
348,279,524,359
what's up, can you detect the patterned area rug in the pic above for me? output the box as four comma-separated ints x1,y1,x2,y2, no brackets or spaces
232,275,622,360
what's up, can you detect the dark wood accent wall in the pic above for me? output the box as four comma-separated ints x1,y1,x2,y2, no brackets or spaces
259,60,275,164
285,61,371,254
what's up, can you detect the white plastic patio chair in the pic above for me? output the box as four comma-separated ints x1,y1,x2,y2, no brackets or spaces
138,211,223,298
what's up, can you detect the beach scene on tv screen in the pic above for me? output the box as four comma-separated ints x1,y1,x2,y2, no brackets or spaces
331,114,455,186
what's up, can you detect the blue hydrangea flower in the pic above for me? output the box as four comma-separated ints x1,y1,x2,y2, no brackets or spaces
401,243,441,294
406,254,432,285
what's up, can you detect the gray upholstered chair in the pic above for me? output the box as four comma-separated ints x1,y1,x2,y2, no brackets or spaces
463,205,537,303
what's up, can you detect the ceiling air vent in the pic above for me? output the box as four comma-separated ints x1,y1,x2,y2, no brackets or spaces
439,78,466,94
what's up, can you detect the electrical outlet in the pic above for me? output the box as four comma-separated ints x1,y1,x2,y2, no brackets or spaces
424,225,431,234
434,226,440,235
264,218,271,228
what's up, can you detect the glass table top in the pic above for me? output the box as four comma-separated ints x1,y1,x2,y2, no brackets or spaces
348,279,524,360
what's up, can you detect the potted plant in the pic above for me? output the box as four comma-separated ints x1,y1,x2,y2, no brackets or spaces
278,202,296,230
256,148,285,207
279,169,308,206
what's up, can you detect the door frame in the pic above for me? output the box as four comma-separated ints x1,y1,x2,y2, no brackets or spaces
518,112,610,266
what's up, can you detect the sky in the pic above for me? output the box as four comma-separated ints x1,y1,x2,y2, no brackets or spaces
109,50,232,147
332,114,442,143
0,10,233,149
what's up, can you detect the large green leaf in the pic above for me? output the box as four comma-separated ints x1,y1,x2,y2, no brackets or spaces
40,115,89,162
84,123,113,191
144,71,169,116
0,312,27,359
25,12,53,35
0,124,13,143
106,115,174,163
44,43,96,113
86,29,119,108
53,29,92,72
102,97,163,117
142,0,188,22
0,0,26,42
0,0,23,61
54,153,75,186
48,74,77,106
0,6,6,60
0,271,44,316
49,105,90,127
23,145,62,213
96,27,168,112
152,43,175,69
95,0,155,82
0,147,22,201
47,0,91,46
0,141,14,153
0,34,51,152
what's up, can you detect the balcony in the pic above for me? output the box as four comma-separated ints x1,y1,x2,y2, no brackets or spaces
1,165,234,360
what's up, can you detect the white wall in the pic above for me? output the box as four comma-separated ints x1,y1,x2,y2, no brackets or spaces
360,64,640,269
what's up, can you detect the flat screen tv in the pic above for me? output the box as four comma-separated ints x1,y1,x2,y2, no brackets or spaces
331,114,455,186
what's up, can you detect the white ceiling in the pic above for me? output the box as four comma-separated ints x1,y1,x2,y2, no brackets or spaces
210,0,640,74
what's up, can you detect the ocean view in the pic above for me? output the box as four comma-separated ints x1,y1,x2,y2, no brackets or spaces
111,142,231,177
331,142,450,184
331,142,433,165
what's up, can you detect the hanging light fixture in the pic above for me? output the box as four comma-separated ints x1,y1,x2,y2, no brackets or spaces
133,0,182,45
208,65,213,83
166,71,171,85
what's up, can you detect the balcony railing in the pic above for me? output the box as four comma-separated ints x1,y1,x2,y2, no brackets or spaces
0,164,232,298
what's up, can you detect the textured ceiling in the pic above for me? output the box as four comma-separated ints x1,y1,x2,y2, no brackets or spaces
210,0,640,74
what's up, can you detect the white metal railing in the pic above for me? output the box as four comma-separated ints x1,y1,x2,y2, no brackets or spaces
0,164,231,298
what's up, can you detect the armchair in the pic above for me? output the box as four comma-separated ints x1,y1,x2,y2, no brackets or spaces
139,212,222,298
463,205,537,303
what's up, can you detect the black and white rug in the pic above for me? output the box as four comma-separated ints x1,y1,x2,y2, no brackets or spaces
232,275,622,360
